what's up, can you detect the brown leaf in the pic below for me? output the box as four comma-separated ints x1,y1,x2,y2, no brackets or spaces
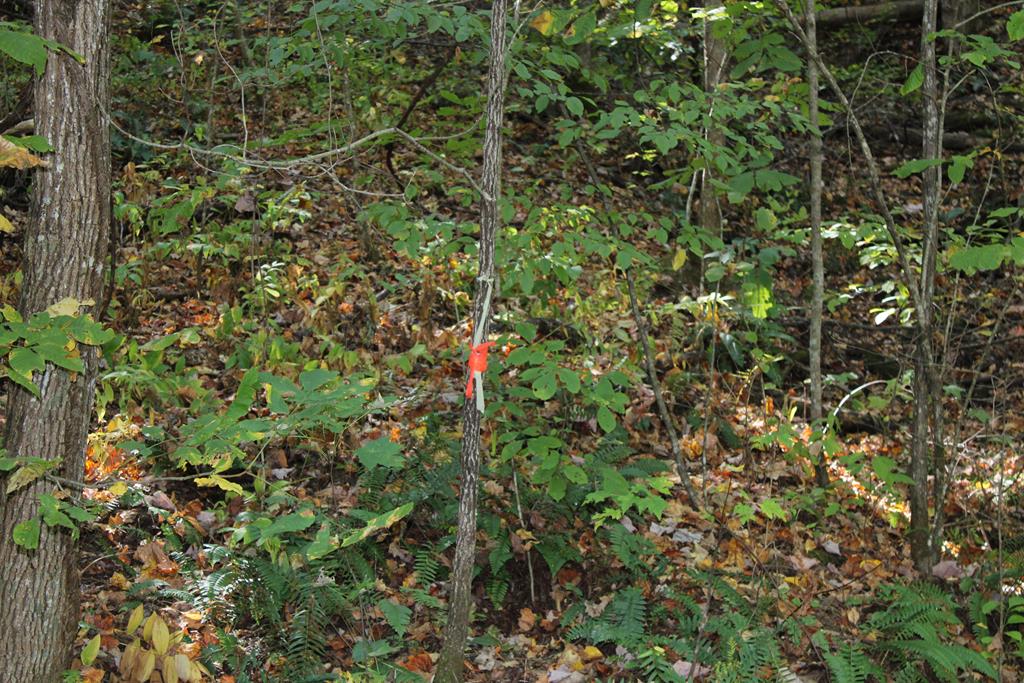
518,607,537,631
0,137,47,169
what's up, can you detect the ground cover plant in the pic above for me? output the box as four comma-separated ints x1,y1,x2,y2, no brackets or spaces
1,0,1024,680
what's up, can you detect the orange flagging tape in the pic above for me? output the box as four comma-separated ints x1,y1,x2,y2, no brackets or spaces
465,341,496,398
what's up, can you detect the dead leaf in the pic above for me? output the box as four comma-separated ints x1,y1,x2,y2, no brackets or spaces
0,136,47,169
530,10,555,35
931,560,964,580
518,607,536,631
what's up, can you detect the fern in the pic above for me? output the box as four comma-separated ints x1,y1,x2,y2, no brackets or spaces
827,583,997,683
568,587,647,649
824,643,876,683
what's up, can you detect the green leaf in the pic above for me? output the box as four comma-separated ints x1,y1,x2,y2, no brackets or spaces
12,517,40,549
548,473,567,501
306,524,337,561
225,368,260,420
598,466,630,497
948,243,1005,274
760,498,788,521
532,372,558,401
356,437,405,470
1009,10,1024,41
556,367,581,394
872,456,915,486
341,502,413,547
0,29,48,75
947,154,973,184
260,512,316,540
893,157,942,178
596,405,616,433
39,493,75,533
80,633,101,666
378,599,412,638
565,96,584,116
900,64,923,95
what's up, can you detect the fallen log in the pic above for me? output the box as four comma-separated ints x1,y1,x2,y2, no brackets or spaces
816,0,923,28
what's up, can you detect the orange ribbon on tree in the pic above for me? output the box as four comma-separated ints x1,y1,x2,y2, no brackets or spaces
465,341,495,410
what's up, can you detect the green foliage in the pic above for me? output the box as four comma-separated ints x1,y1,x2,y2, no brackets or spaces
826,583,996,683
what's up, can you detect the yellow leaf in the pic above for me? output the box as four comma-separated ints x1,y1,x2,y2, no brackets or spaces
0,213,13,233
127,604,145,633
81,633,102,666
671,248,687,271
142,613,156,641
151,615,170,654
581,645,603,661
162,655,179,683
195,475,244,496
45,296,94,317
0,136,47,169
109,481,128,497
133,649,156,683
119,642,139,677
530,9,555,35
174,654,192,680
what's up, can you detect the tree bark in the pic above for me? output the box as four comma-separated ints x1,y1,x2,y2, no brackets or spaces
700,0,727,237
815,0,923,28
909,0,943,574
433,0,507,679
0,0,112,680
806,0,829,489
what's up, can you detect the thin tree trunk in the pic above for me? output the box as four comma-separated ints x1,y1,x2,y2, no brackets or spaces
433,0,508,678
701,0,727,236
910,0,943,573
0,0,112,680
806,0,829,489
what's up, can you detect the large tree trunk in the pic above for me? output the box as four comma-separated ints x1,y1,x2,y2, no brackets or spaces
433,0,508,679
0,0,111,680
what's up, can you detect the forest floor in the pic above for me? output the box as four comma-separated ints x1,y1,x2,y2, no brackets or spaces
2,4,1024,683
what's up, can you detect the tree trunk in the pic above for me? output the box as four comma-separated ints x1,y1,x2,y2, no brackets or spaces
700,0,727,236
0,0,112,680
806,0,829,489
433,0,508,679
909,0,942,574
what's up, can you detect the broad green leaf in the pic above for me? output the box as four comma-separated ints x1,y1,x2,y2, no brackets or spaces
556,367,581,394
225,367,259,421
760,498,788,521
306,524,337,560
948,243,1005,274
598,466,630,497
900,64,923,95
893,157,942,178
39,493,75,533
341,502,413,547
565,96,584,116
596,405,616,433
532,372,558,400
1010,9,1024,41
12,517,40,549
872,455,915,485
81,633,101,666
260,511,316,539
356,437,405,470
0,29,47,74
